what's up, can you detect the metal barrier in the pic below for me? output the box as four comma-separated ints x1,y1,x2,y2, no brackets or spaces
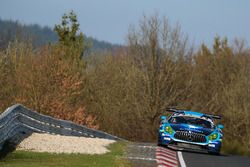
0,104,122,150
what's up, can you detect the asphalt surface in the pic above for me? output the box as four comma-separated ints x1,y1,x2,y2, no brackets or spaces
182,151,250,167
125,143,157,167
126,143,250,167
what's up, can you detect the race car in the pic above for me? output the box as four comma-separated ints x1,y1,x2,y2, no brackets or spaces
158,108,224,154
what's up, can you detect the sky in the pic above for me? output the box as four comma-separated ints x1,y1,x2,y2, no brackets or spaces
0,0,250,46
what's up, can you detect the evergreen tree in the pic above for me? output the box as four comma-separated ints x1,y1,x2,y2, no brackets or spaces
54,11,88,60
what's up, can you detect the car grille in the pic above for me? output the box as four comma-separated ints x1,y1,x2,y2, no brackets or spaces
174,131,207,143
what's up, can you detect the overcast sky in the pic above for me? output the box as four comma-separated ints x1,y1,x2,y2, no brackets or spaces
1,0,250,46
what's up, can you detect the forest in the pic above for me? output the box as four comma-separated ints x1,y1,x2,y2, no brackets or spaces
0,12,249,155
0,18,121,52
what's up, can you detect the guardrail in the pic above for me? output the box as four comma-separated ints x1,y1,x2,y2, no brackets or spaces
0,104,122,151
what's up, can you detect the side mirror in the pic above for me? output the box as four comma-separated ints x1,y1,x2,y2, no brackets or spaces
218,124,224,129
161,116,167,121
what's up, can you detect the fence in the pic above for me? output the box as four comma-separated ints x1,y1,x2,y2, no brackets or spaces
0,104,122,150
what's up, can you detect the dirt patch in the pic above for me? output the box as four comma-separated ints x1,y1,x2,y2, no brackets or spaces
17,133,116,154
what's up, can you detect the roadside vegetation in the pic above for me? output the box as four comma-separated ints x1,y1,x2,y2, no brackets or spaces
0,11,249,155
0,142,130,167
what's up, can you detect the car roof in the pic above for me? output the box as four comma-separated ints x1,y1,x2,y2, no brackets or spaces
171,110,214,123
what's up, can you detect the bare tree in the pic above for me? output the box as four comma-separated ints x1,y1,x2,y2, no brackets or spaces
127,14,193,126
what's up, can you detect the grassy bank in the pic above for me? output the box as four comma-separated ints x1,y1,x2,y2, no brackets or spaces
0,142,131,167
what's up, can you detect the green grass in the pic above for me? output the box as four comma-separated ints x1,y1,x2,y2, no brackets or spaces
0,142,131,167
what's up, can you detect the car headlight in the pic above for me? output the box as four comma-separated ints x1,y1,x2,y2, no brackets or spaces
208,133,218,141
165,126,173,134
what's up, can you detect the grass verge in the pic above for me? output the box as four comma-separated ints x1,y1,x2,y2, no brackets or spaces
0,142,131,167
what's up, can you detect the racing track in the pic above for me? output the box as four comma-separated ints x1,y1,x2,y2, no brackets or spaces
0,105,249,166
157,146,250,167
126,143,250,167
181,150,250,167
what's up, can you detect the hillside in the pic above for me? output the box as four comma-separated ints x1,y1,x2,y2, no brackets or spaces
0,18,122,52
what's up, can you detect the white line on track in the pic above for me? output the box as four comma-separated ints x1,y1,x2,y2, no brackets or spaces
137,145,158,149
126,156,156,161
177,151,187,167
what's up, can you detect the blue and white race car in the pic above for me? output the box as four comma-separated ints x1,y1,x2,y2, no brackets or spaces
158,108,224,154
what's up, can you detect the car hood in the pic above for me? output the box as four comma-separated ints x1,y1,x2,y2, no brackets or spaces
170,123,213,136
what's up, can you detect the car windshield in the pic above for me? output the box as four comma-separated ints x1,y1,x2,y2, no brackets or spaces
169,116,213,129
